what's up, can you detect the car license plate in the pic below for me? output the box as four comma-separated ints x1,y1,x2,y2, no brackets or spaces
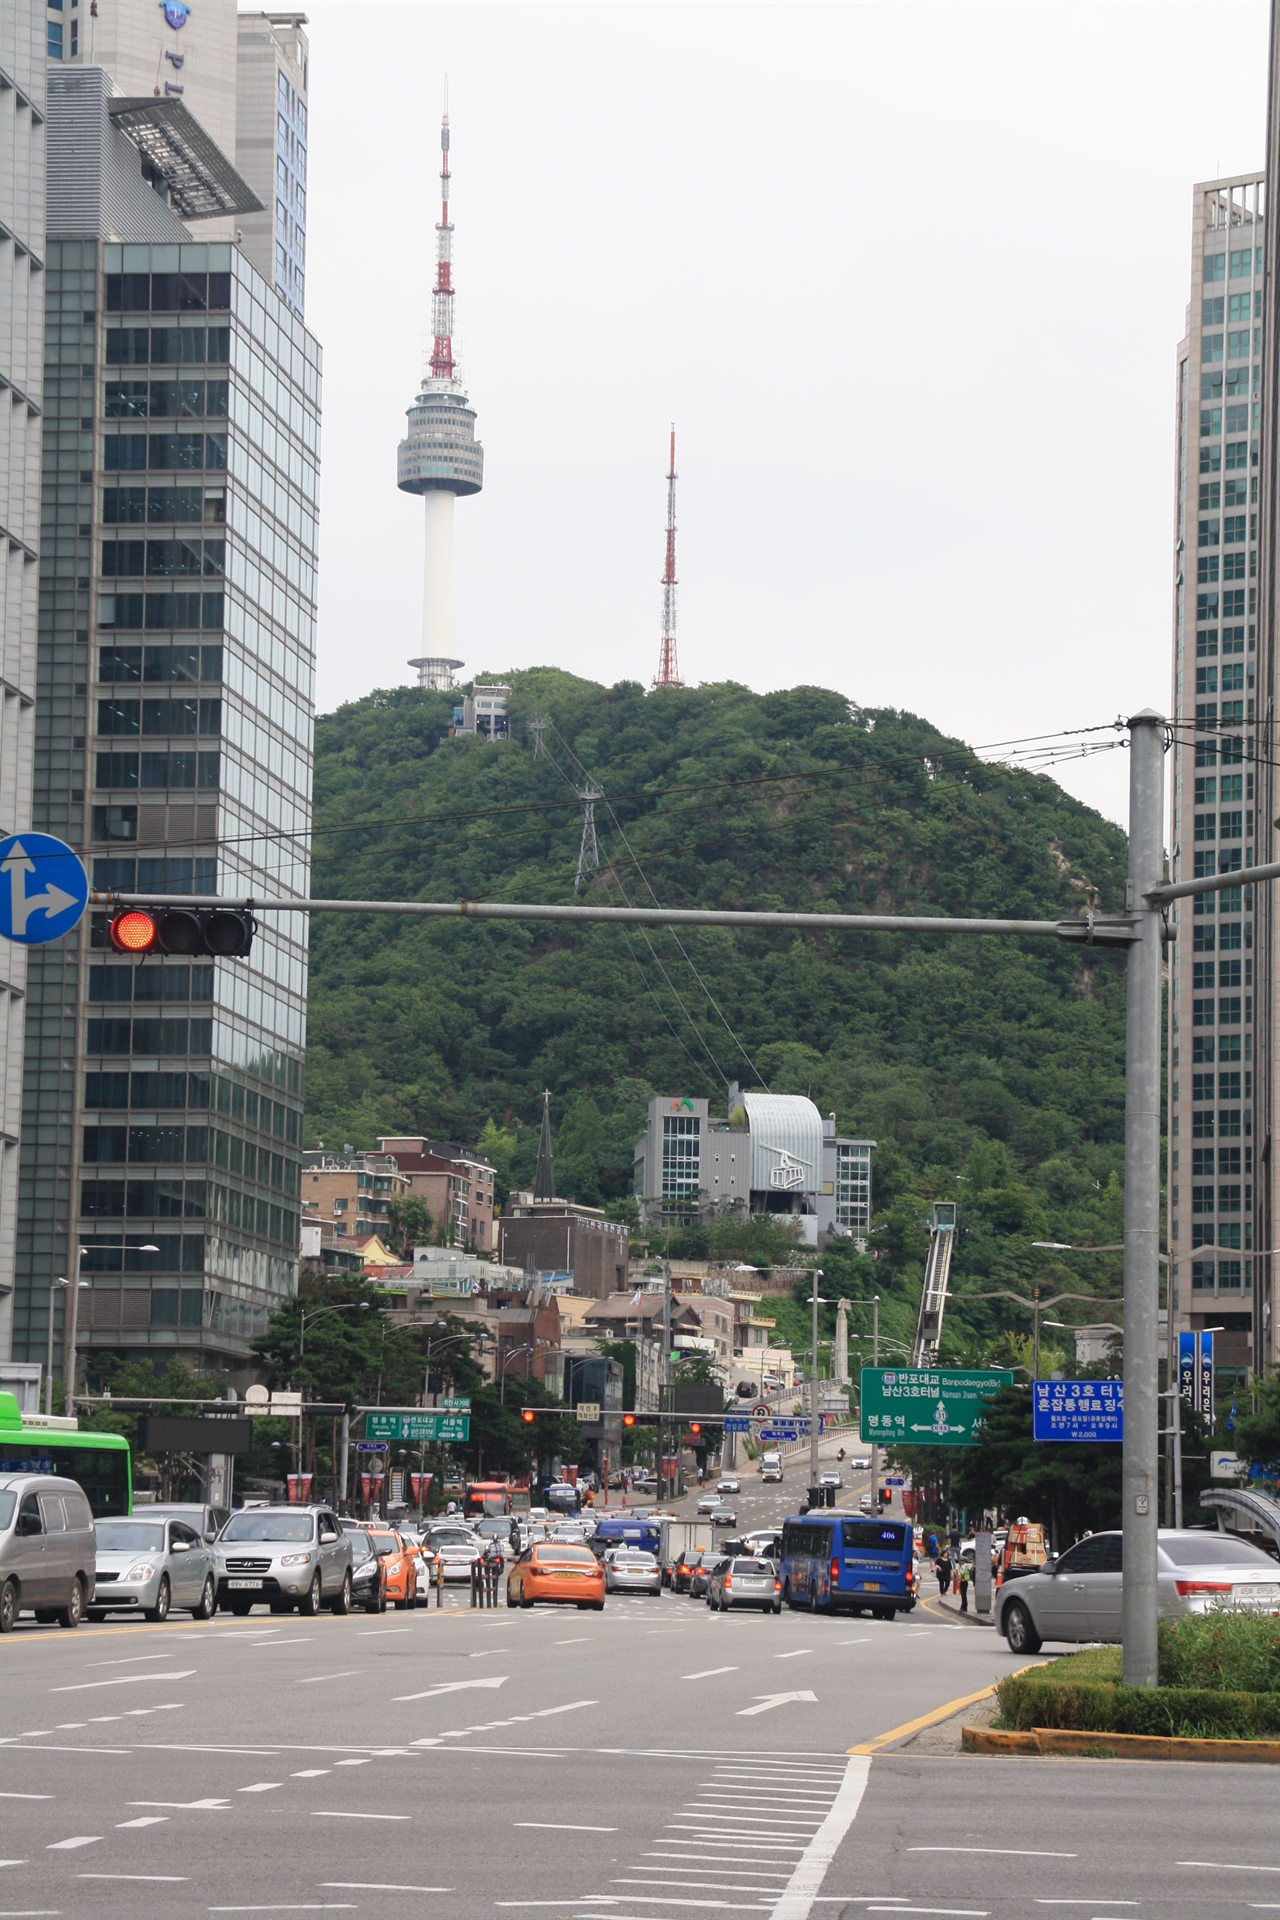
1238,1583,1280,1603
227,1579,263,1589
863,1582,880,1592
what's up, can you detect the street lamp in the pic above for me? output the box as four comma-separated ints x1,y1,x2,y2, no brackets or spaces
499,1344,536,1406
45,1278,67,1417
299,1297,369,1358
805,1273,825,1497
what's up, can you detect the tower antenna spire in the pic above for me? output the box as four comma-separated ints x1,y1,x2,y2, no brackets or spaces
399,92,484,680
652,425,683,688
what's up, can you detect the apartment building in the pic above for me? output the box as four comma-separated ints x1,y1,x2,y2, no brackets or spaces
1166,173,1266,1391
301,1151,408,1242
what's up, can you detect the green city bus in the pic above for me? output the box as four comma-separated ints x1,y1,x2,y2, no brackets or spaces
0,1392,131,1517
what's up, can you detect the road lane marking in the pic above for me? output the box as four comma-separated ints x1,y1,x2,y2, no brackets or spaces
310,1811,410,1821
764,1755,871,1920
0,1795,52,1801
865,1910,989,1917
81,1874,186,1882
682,1667,739,1679
319,1887,452,1896
116,1818,169,1829
333,1758,371,1767
912,1847,1075,1858
129,1799,229,1811
208,1908,356,1913
516,1822,618,1832
238,1783,283,1793
1178,1863,1280,1873
291,1770,331,1778
469,1648,508,1656
50,1672,196,1694
774,1650,812,1660
85,1654,180,1669
296,1672,364,1684
737,1692,818,1716
356,1629,412,1637
393,1676,507,1702
46,1839,100,1851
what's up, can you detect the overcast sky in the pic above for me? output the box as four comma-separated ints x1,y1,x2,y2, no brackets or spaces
301,1,1271,828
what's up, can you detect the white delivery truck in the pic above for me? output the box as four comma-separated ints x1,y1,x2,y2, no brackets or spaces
759,1451,783,1482
657,1516,714,1587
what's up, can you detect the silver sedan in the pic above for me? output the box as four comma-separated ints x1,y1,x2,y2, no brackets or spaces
604,1550,662,1595
89,1516,216,1622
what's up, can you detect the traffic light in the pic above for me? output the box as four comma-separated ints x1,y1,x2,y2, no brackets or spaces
521,1408,536,1425
621,1412,636,1429
689,1422,701,1437
879,1486,891,1507
108,905,256,959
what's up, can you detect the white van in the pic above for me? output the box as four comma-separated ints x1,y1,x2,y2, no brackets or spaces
759,1452,783,1483
0,1473,97,1630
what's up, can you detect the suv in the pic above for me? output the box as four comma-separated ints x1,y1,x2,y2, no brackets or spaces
214,1505,352,1616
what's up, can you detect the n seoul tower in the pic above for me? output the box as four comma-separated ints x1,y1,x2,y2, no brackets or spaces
400,101,484,689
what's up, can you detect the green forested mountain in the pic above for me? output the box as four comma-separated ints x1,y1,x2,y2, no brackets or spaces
305,670,1132,1344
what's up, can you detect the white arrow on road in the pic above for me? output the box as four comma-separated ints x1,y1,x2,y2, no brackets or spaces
2,842,78,937
736,1689,817,1716
393,1676,507,1703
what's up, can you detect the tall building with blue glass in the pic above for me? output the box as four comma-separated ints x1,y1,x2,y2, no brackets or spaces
13,65,320,1392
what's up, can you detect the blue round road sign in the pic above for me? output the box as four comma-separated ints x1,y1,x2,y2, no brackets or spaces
0,833,88,945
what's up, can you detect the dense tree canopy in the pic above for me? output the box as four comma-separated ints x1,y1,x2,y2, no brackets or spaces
306,670,1133,1350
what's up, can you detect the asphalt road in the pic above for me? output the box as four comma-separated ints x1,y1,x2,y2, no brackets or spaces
1,1466,1275,1918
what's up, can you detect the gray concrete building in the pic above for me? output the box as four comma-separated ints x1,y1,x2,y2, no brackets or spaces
1256,7,1280,1381
12,65,319,1392
0,0,47,1350
632,1089,873,1247
1166,172,1266,1391
234,12,308,318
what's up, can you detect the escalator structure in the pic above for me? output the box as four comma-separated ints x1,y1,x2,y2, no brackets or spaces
911,1202,958,1367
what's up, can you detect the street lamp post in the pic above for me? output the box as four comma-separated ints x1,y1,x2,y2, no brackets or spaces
297,1299,368,1506
45,1278,67,1417
807,1273,825,1499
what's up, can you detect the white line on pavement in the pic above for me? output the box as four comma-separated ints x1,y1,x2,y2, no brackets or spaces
238,1783,283,1793
356,1629,413,1637
1178,1863,1280,1873
80,1874,186,1883
296,1672,363,1684
319,1887,452,1895
50,1672,196,1694
116,1819,168,1829
774,1650,812,1660
46,1839,100,1852
128,1800,229,1811
765,1755,871,1920
393,1676,507,1702
291,1770,330,1778
0,1795,53,1801
912,1848,1075,1859
310,1812,410,1821
84,1654,180,1669
681,1667,739,1679
208,1907,356,1913
515,1823,618,1833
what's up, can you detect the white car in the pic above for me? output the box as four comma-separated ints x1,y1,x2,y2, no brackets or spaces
818,1470,841,1489
997,1528,1280,1653
604,1550,662,1595
716,1477,741,1494
696,1493,721,1514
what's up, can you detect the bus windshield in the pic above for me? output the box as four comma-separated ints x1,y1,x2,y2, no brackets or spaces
0,1439,131,1518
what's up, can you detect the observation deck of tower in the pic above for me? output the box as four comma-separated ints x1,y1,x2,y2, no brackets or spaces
398,104,484,666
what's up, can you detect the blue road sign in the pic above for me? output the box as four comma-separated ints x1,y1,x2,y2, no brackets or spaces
759,1426,800,1443
723,1417,751,1434
1032,1378,1123,1443
0,834,88,945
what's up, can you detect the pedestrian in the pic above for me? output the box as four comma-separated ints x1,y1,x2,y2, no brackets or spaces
935,1550,952,1598
926,1532,939,1560
958,1560,971,1614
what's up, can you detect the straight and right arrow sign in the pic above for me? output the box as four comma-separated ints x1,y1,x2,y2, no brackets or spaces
736,1691,818,1716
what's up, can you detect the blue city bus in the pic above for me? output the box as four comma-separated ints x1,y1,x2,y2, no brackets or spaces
592,1516,661,1559
779,1513,915,1618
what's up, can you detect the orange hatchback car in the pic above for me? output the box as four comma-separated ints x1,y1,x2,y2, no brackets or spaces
506,1542,605,1611
365,1528,419,1609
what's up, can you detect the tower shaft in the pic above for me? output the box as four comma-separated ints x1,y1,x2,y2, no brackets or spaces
431,113,455,380
653,426,683,688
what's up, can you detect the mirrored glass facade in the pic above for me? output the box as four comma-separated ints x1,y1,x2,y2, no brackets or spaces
16,237,320,1382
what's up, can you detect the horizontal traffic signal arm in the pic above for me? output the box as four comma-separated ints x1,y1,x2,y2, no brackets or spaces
89,890,1142,947
108,904,256,958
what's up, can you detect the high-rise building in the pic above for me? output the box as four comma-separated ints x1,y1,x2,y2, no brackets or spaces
1166,172,1265,1397
0,0,47,1351
235,12,308,318
1256,7,1279,1380
397,109,483,668
62,0,239,166
12,64,320,1393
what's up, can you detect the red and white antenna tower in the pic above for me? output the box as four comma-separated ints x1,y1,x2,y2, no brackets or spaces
652,426,683,688
430,91,455,380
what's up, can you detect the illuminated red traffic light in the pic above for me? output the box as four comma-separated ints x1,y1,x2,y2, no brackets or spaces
109,909,159,954
621,1412,636,1428
521,1408,536,1425
689,1422,701,1437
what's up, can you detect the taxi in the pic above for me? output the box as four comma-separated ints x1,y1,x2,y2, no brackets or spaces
363,1526,419,1609
506,1541,605,1611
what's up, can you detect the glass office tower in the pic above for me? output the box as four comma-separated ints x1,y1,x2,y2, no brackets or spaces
17,223,320,1385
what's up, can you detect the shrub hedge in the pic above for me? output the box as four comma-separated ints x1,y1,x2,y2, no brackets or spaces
997,1670,1280,1741
1157,1611,1280,1694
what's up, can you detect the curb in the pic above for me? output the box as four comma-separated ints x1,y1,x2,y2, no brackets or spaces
962,1725,1280,1764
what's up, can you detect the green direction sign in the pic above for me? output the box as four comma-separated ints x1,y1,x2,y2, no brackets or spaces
859,1367,1013,1448
364,1411,471,1443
